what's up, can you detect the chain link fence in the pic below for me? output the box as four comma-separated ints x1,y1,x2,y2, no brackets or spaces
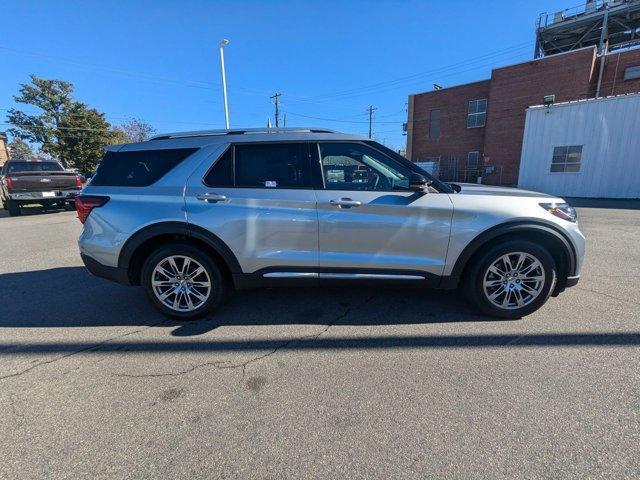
418,156,518,186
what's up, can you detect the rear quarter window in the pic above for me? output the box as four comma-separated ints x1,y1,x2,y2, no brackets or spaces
90,148,197,187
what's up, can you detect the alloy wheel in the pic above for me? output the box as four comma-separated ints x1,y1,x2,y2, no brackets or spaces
151,255,212,312
482,252,546,310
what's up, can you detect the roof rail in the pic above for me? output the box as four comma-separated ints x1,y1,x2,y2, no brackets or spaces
149,127,338,141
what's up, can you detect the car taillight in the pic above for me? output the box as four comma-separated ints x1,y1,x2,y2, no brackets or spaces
75,195,109,224
3,176,14,190
75,175,83,188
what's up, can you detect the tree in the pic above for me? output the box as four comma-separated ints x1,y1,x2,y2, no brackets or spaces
7,75,74,161
6,74,114,172
113,118,157,143
8,137,35,160
58,102,114,173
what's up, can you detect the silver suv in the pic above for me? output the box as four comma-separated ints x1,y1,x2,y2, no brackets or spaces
77,128,584,320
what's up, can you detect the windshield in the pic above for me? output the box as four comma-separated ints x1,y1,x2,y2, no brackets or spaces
6,162,64,173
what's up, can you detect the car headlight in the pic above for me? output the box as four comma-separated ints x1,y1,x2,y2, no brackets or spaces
539,202,577,223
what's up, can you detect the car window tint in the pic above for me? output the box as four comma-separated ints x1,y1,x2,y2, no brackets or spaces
90,148,197,187
203,148,234,186
319,143,411,191
234,143,311,188
7,162,64,173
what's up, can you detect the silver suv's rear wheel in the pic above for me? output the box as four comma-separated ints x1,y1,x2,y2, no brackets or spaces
142,243,229,320
465,240,557,319
151,255,212,313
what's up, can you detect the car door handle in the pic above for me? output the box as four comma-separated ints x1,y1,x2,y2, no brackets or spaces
196,192,228,203
330,198,361,208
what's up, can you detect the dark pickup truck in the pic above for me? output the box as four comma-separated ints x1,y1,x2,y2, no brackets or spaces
1,159,83,216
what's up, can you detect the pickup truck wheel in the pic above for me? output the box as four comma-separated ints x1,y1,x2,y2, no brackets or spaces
7,200,21,216
464,240,557,319
141,243,229,320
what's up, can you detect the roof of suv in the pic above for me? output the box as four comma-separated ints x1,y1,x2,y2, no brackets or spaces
109,128,367,151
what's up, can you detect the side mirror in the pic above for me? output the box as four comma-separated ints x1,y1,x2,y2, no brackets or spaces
409,173,429,192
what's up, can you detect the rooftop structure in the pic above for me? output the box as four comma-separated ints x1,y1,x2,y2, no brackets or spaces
535,0,640,58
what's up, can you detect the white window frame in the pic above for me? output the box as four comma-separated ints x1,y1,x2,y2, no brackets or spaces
550,145,582,174
467,99,487,128
467,151,480,168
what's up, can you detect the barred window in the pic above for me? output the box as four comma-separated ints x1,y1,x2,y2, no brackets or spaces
467,151,480,168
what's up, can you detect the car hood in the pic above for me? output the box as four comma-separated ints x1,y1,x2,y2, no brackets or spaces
451,183,557,198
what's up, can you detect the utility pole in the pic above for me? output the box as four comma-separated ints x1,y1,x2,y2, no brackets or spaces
270,93,282,128
367,105,377,139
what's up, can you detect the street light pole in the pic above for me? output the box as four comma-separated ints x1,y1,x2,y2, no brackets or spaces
219,39,230,129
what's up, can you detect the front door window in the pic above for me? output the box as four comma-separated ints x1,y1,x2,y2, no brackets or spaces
319,143,411,191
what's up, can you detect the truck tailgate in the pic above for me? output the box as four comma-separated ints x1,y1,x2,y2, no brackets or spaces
8,172,78,192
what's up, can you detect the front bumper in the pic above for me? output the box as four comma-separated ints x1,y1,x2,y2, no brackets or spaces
81,253,131,285
8,190,80,201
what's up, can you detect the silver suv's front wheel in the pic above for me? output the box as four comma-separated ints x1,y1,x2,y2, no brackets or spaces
142,243,229,320
465,240,557,319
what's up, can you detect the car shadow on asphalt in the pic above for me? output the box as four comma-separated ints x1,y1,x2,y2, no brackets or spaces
0,206,71,219
2,267,640,354
0,266,497,333
566,198,640,210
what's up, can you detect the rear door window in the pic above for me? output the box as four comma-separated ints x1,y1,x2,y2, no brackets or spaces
234,143,312,189
91,148,197,187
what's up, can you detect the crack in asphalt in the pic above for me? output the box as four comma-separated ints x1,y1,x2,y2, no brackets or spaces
0,322,167,382
575,286,640,306
7,392,25,428
113,293,377,380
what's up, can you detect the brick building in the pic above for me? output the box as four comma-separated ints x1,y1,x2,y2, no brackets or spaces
0,132,9,166
406,46,640,185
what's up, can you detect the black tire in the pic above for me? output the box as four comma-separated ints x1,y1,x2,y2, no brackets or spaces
141,242,230,320
7,200,21,216
63,201,76,211
463,240,557,319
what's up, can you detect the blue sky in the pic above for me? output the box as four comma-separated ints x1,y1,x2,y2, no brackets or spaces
1,0,569,150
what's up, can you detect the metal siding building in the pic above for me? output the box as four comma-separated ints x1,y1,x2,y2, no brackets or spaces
518,93,640,198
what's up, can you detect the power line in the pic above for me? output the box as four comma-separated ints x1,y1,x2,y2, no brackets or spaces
296,42,532,103
0,40,532,119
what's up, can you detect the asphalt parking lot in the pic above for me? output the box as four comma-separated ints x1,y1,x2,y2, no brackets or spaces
0,202,638,479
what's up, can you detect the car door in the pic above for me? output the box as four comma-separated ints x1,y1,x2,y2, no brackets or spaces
184,142,319,274
313,142,453,280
